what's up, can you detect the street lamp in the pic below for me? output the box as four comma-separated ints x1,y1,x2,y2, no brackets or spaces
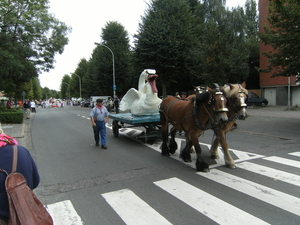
62,82,70,103
94,42,116,97
72,73,82,100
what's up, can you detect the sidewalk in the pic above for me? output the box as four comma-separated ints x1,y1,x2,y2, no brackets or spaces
247,105,300,119
1,122,25,138
1,113,35,148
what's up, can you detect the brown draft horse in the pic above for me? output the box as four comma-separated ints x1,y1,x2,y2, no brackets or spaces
159,87,228,172
210,83,248,168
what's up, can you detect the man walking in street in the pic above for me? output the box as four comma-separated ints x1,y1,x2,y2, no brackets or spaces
90,99,109,149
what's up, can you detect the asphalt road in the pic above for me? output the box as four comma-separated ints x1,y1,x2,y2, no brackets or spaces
25,106,300,224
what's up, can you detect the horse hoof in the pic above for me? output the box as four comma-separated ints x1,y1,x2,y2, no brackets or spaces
161,152,170,157
169,149,176,154
183,159,192,163
211,155,219,159
199,168,210,172
169,143,178,154
179,154,192,162
196,162,209,172
226,164,236,169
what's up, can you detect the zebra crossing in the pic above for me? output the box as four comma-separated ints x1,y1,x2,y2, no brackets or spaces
99,152,300,224
49,119,299,224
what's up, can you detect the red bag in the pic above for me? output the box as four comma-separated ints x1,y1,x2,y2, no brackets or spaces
1,146,53,225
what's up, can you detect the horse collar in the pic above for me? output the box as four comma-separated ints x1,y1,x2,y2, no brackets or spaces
192,103,214,130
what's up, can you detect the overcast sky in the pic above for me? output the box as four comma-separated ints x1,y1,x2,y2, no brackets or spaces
39,0,252,91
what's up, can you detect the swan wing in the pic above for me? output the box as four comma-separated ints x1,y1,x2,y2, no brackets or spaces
120,88,140,111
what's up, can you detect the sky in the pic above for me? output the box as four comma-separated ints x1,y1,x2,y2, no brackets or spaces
39,0,251,91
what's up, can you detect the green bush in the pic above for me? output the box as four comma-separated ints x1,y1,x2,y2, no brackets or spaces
0,108,24,124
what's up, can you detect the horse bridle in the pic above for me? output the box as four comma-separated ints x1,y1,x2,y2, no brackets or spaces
192,88,228,130
229,85,248,120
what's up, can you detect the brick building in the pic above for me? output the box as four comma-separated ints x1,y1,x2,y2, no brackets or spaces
259,0,299,106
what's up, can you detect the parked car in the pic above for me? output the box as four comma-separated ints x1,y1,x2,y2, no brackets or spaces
247,91,268,107
81,100,90,107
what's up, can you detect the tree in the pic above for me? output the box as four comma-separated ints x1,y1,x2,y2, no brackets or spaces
134,0,197,97
192,0,251,85
260,0,300,77
0,0,71,94
244,0,260,89
89,21,133,97
60,75,71,99
70,58,89,99
32,77,43,100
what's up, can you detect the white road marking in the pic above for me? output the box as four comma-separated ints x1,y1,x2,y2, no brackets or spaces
102,189,172,225
238,161,300,187
198,170,300,216
263,156,300,168
47,200,83,225
288,151,300,157
154,177,270,225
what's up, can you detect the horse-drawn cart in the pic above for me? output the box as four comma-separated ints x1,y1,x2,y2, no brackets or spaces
109,113,161,143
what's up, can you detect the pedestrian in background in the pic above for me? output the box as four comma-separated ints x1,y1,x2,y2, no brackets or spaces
181,92,187,100
23,99,31,119
30,100,36,113
18,100,23,109
90,99,109,149
108,98,114,112
5,101,11,109
114,97,120,114
0,124,40,225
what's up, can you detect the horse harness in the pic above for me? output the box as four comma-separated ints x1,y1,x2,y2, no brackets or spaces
192,90,228,130
228,85,248,121
160,90,228,131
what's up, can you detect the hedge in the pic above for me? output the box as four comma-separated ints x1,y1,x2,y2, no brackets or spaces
0,108,24,124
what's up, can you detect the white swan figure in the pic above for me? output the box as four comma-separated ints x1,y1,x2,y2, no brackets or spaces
120,69,162,116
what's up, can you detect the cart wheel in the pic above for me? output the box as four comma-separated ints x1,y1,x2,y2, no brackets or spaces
112,120,119,137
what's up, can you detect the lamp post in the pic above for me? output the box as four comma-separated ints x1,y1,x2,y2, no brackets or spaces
72,73,82,100
94,42,116,97
62,82,70,103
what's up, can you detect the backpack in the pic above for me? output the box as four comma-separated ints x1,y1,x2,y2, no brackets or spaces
0,145,53,225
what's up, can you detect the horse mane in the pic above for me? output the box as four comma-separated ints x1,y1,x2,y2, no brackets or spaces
223,84,248,98
195,91,210,105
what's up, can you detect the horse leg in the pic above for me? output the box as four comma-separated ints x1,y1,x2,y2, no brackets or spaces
160,113,170,156
169,127,178,154
191,134,209,172
210,135,220,159
215,129,236,168
179,140,193,162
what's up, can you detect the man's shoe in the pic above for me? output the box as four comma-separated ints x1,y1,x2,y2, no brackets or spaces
102,145,107,149
96,143,99,146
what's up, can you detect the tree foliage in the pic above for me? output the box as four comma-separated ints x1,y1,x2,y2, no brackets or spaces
58,0,260,98
133,0,259,95
260,0,300,77
0,0,71,94
134,0,197,96
42,87,58,99
60,74,71,99
70,58,89,99
87,21,133,97
193,0,257,85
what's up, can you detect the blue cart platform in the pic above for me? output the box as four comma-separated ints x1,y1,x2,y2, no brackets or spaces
109,113,161,143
